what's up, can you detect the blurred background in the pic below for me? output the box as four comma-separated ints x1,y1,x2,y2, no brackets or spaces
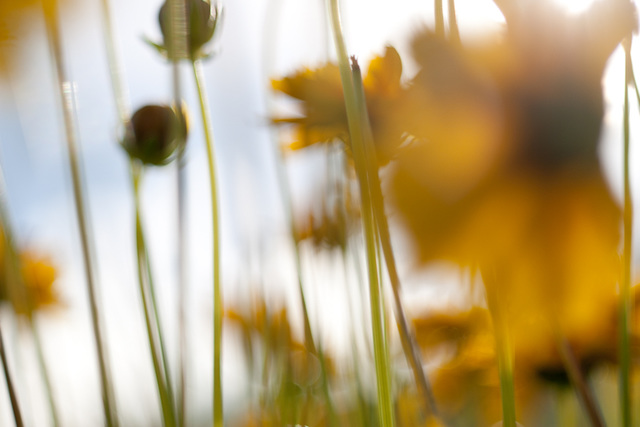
0,0,637,425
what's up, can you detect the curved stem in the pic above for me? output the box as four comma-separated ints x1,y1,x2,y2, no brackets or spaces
42,4,118,426
132,165,176,427
192,60,223,427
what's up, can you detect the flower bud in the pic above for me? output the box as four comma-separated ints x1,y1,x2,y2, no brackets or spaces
158,0,220,60
121,104,188,166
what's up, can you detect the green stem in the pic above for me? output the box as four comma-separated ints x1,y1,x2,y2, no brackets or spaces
620,39,633,427
484,271,516,427
0,325,23,427
98,0,130,123
132,165,176,427
30,320,61,427
143,237,176,415
0,163,61,427
42,4,118,426
327,2,395,425
351,60,441,420
191,60,223,427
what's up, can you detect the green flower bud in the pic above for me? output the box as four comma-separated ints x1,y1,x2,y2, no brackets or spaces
121,104,188,166
158,0,220,60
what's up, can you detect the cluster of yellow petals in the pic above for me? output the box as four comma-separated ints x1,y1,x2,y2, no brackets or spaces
0,235,60,316
412,298,621,424
271,46,406,164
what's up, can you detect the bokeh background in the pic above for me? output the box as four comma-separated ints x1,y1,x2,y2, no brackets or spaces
0,0,637,425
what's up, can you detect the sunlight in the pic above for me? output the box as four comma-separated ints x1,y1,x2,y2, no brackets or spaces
551,0,596,14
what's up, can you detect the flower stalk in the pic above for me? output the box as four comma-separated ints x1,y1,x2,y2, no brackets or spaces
42,3,118,426
620,38,633,427
0,325,23,427
192,59,223,427
327,0,395,424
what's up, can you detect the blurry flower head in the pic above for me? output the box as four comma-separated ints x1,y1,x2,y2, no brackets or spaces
390,0,634,339
0,238,60,316
412,301,619,424
121,104,188,166
15,252,60,315
272,46,407,164
158,0,221,61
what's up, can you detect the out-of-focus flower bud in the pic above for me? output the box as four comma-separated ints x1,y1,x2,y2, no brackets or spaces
158,0,221,60
121,104,188,166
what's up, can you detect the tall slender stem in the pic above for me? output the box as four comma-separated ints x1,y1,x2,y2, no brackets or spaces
261,0,317,354
42,4,118,426
192,60,223,427
327,2,395,424
132,165,176,427
0,325,23,427
620,39,633,427
0,159,61,427
484,271,516,427
30,320,61,427
350,63,440,420
98,0,130,124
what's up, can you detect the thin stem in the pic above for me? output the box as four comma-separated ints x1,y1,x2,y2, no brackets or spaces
434,0,444,37
176,125,188,427
447,0,460,44
0,325,23,427
42,4,118,426
351,59,441,420
327,1,395,425
192,60,223,427
556,336,605,427
484,271,517,427
261,0,317,354
620,39,633,427
30,320,61,427
0,160,61,427
166,0,188,422
132,165,176,427
144,237,176,418
98,0,130,123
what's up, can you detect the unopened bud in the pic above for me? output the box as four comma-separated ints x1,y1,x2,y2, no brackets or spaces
121,104,188,166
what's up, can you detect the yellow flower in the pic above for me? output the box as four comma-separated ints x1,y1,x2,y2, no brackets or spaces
412,302,618,424
390,0,635,340
271,46,406,164
16,252,60,315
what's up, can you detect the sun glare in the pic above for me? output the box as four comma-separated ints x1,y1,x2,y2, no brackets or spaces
551,0,596,14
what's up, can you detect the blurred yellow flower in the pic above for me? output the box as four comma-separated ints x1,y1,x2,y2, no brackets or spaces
390,0,635,340
0,0,73,78
16,251,59,315
271,46,407,164
412,301,619,424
